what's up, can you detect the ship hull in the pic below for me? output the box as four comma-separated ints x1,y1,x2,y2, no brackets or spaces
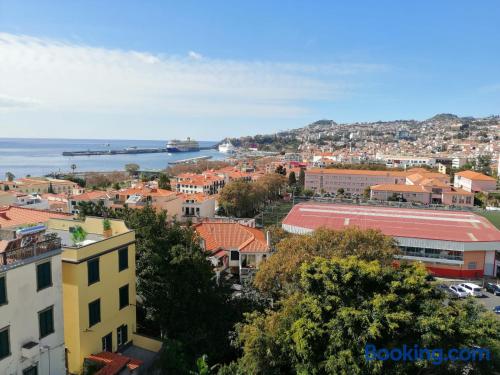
167,147,200,153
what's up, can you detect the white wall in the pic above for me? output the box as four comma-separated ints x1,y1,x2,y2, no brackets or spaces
0,253,66,375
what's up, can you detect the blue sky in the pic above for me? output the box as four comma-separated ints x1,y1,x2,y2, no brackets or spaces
0,0,499,140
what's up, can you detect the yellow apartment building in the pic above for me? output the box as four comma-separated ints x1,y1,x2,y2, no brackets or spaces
46,217,160,374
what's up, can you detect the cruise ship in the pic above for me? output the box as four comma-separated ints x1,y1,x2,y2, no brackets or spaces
166,137,200,152
218,141,236,153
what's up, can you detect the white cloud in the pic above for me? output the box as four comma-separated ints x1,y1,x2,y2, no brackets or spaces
188,51,203,60
0,33,385,120
0,94,40,111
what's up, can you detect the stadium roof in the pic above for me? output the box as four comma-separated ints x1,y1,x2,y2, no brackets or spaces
282,203,500,243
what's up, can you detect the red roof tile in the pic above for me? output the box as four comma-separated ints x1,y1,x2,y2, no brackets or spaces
86,352,143,375
0,206,71,228
195,222,269,253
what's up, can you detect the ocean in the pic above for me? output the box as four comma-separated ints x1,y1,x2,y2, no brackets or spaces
0,138,223,177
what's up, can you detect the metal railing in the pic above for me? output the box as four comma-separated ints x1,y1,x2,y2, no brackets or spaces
0,237,62,267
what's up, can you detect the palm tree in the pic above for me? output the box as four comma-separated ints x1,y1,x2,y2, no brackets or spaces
5,172,15,182
70,164,77,174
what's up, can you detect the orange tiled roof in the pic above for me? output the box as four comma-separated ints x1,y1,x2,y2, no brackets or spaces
456,170,496,181
119,187,177,198
371,184,431,193
195,222,269,253
443,188,474,196
0,206,71,228
182,193,215,203
72,190,110,201
86,352,143,375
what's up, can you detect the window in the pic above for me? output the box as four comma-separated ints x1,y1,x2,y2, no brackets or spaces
468,262,477,270
230,251,239,261
38,306,54,338
0,275,6,305
117,325,128,347
23,365,38,375
119,284,129,310
102,333,112,352
87,258,100,285
88,299,101,327
36,262,52,291
0,327,10,360
118,247,128,272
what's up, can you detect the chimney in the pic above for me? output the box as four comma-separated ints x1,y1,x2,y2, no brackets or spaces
266,230,271,248
0,212,9,220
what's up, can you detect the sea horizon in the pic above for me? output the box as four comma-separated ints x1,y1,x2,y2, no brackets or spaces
0,138,224,178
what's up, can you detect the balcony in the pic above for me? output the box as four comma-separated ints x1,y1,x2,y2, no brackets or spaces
0,236,61,267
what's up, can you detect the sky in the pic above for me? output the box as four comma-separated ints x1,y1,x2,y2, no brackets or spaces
0,1,499,140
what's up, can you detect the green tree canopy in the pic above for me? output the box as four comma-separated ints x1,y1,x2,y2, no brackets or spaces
158,173,172,190
256,173,287,202
218,180,264,217
254,228,398,297
125,163,140,176
235,257,500,375
288,171,297,186
5,171,15,182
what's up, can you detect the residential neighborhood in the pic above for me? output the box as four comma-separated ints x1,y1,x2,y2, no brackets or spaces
2,1,500,374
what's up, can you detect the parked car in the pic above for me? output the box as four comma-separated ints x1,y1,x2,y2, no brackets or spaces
458,283,483,297
450,285,468,298
493,306,500,315
436,284,457,299
485,283,500,296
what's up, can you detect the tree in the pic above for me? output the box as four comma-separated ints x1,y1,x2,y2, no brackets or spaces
363,186,371,199
77,200,110,219
70,164,77,174
288,171,297,187
337,188,345,195
122,206,247,368
265,224,291,248
5,172,15,182
474,155,492,175
254,227,398,297
158,173,171,190
256,174,286,202
236,257,500,374
3,184,9,191
71,226,87,245
303,188,314,197
218,180,264,217
125,163,140,176
47,182,55,194
298,168,305,188
275,165,287,175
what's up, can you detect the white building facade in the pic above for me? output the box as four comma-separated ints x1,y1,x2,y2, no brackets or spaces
0,232,66,375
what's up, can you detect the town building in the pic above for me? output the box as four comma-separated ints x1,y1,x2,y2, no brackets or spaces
282,203,500,278
305,168,408,195
0,226,66,375
453,170,497,193
370,169,473,206
46,216,161,374
69,190,114,215
172,173,225,195
379,155,437,168
113,187,182,219
195,222,271,280
181,193,216,220
1,178,83,196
